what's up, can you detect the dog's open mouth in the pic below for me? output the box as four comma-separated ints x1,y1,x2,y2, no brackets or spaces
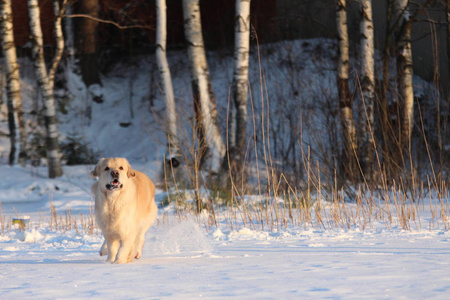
106,179,123,191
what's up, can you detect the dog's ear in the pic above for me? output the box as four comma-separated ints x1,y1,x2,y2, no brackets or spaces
90,166,99,178
127,166,136,178
124,159,136,178
91,158,104,178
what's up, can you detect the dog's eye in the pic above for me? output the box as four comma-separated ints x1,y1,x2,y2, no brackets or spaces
104,167,110,171
119,166,124,170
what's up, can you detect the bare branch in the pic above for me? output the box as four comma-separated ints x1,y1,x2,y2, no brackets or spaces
66,14,151,30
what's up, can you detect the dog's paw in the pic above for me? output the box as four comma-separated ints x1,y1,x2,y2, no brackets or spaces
99,242,108,256
112,259,127,264
135,251,142,259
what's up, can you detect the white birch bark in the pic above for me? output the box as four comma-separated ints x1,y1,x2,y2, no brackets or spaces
394,0,414,149
231,0,251,166
156,0,178,154
0,0,27,166
359,0,375,178
28,0,63,178
336,0,357,180
182,0,225,175
49,0,66,91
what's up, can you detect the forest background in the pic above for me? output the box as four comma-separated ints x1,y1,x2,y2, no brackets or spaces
0,0,448,203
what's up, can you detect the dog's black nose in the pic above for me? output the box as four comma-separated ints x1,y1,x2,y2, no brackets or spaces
111,170,119,177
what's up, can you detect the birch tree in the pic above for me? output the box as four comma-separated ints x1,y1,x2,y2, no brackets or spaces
50,0,66,91
359,0,375,179
393,0,414,168
182,0,225,176
156,0,177,155
0,0,27,166
230,0,251,183
336,0,357,181
28,0,64,178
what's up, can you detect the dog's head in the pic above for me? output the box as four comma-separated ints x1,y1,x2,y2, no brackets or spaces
91,157,136,192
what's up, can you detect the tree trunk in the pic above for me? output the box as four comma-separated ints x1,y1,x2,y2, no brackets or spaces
336,0,357,182
0,0,27,166
74,0,102,102
5,79,16,166
359,0,375,180
445,0,450,155
445,0,450,165
49,0,66,91
394,0,414,170
182,0,225,176
64,2,75,57
380,0,395,178
28,0,63,178
230,0,251,185
156,0,177,154
157,0,184,186
448,1,450,93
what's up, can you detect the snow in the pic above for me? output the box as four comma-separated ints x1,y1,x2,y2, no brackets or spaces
0,39,449,298
1,165,449,299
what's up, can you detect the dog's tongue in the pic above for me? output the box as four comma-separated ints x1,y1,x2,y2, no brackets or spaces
112,179,120,185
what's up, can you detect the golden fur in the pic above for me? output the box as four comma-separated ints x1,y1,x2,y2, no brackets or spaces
91,157,157,264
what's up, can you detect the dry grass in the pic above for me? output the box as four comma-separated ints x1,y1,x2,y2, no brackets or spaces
156,38,449,234
159,169,449,233
0,194,98,236
0,158,447,238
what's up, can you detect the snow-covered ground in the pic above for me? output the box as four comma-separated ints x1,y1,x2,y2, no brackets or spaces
0,39,449,298
1,165,450,299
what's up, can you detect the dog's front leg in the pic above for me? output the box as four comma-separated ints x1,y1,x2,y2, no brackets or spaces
99,240,108,256
134,233,146,259
106,239,120,263
113,240,134,264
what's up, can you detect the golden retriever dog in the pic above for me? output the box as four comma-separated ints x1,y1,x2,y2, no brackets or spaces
91,158,157,264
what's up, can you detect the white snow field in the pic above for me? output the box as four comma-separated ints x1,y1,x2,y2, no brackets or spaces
1,165,450,299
